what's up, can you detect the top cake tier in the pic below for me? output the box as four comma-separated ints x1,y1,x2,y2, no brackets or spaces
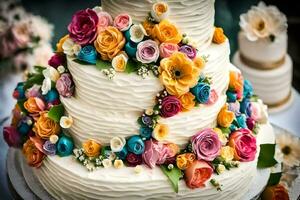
101,0,215,50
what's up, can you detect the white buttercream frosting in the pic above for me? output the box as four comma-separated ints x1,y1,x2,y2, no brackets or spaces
101,0,215,50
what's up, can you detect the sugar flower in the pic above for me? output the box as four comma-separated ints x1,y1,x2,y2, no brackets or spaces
3,126,22,148
62,38,81,56
212,27,227,44
48,53,66,68
153,20,182,44
179,45,197,60
151,2,169,22
159,42,179,58
56,73,75,98
127,136,145,155
191,82,211,104
60,116,73,129
77,45,97,64
134,165,143,174
206,89,219,105
129,24,147,43
114,159,124,169
97,11,113,33
102,159,112,168
56,34,69,53
56,135,74,157
23,139,45,168
160,95,182,118
185,160,213,189
41,78,52,95
83,139,101,157
32,112,61,139
276,133,300,167
220,146,235,162
250,99,268,123
139,127,153,140
43,140,56,156
112,52,128,72
152,123,169,141
179,92,195,112
229,71,244,100
176,153,196,170
110,136,126,152
213,128,228,145
126,153,143,167
136,40,159,64
24,97,45,114
49,135,59,144
114,13,132,32
43,67,60,82
217,104,235,128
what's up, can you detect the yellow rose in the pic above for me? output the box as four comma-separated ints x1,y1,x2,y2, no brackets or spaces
143,20,155,37
159,52,201,96
213,27,226,44
83,139,101,157
152,123,169,141
94,26,125,61
213,128,228,145
179,92,195,112
217,104,235,128
33,112,60,139
56,34,69,52
193,57,206,70
220,146,234,162
24,97,45,114
229,71,244,92
176,153,196,170
112,52,128,72
153,20,182,44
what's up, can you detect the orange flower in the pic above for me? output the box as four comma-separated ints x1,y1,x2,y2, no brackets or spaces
261,184,289,200
159,52,201,96
94,26,125,61
11,104,22,127
24,97,45,114
153,20,182,44
33,112,60,139
56,34,69,52
193,57,206,70
165,143,180,157
176,153,196,170
229,71,244,94
212,27,226,44
23,139,45,168
83,139,101,157
179,92,195,112
185,160,213,189
143,20,155,37
217,104,235,128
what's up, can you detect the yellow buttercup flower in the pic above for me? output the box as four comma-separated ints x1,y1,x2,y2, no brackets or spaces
152,123,169,141
33,112,60,139
56,34,69,53
176,153,196,170
83,140,101,157
159,52,201,96
153,20,182,44
220,146,235,162
179,92,195,112
213,27,226,44
94,26,125,61
217,104,235,128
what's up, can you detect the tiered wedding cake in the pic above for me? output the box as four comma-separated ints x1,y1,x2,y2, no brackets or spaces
3,1,278,199
233,2,293,112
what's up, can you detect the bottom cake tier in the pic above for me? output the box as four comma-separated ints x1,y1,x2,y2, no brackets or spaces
33,123,275,200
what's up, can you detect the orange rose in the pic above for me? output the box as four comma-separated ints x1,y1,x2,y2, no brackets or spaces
94,26,125,61
212,27,226,44
11,104,22,127
176,153,196,170
261,184,289,200
56,34,69,52
83,139,101,157
193,57,206,70
165,143,180,157
143,20,155,38
185,160,213,189
229,71,244,98
33,112,60,139
24,97,45,114
23,139,45,168
153,20,182,44
217,104,235,128
179,92,195,112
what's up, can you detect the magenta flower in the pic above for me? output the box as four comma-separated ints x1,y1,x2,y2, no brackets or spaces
179,45,197,60
126,153,142,167
3,126,22,148
48,53,66,68
136,40,159,63
56,73,74,97
160,96,182,118
68,9,99,45
191,128,221,161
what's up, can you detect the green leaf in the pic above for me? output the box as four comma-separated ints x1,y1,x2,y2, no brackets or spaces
125,59,142,73
17,99,28,114
73,59,91,65
95,59,111,70
267,172,282,186
48,104,64,122
33,66,45,74
24,74,44,90
257,144,278,168
160,165,183,193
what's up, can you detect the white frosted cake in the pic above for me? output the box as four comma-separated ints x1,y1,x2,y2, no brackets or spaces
3,1,281,199
233,2,293,111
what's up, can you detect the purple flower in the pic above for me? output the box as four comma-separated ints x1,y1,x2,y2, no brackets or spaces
179,45,197,60
56,73,74,98
246,117,256,130
160,96,182,118
68,9,99,45
136,40,159,63
228,102,241,116
191,128,221,161
48,53,66,68
43,140,56,156
142,115,153,127
3,126,22,148
126,153,143,167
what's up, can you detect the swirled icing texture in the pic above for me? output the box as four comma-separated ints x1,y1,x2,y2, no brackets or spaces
33,123,275,200
62,41,230,147
101,0,215,50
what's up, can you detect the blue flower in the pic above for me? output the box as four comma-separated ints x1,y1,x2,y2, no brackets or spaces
13,82,25,100
191,82,211,104
44,89,59,103
240,98,252,117
226,91,237,103
56,135,74,157
236,114,247,128
17,116,33,136
243,80,253,99
141,116,153,127
230,124,238,132
125,42,137,58
77,45,97,64
116,146,128,160
127,135,145,155
139,127,153,140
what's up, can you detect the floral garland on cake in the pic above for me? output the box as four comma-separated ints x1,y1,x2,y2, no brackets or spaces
3,1,273,193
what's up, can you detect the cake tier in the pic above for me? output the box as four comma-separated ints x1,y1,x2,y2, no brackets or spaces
62,41,231,147
233,52,292,106
238,31,287,64
101,0,215,50
34,123,275,200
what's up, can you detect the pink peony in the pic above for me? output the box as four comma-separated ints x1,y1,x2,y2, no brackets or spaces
68,9,99,45
160,95,182,118
191,128,221,161
113,13,132,31
25,85,42,98
56,73,74,98
206,89,218,105
229,128,257,162
48,53,66,68
185,160,213,189
3,126,22,147
97,11,113,32
136,40,159,64
159,42,179,58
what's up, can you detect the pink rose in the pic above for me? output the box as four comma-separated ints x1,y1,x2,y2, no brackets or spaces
25,85,42,98
56,73,74,98
206,89,218,105
191,128,221,161
113,13,132,31
159,43,179,58
250,102,260,121
185,160,213,189
229,128,257,162
3,126,22,147
97,11,113,32
136,40,159,63
160,95,182,118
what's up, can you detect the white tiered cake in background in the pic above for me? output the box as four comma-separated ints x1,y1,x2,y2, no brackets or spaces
233,2,294,113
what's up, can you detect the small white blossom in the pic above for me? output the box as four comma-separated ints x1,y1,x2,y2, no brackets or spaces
102,159,112,168
57,65,65,74
134,165,143,174
114,160,124,169
41,77,51,95
62,38,81,56
129,24,147,43
110,137,126,152
60,116,73,129
43,67,60,82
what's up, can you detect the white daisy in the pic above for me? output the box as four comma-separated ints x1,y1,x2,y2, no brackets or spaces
276,133,300,167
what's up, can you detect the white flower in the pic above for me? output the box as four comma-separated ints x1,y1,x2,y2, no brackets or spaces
129,24,147,43
134,165,143,174
93,6,103,14
114,159,124,169
86,163,95,171
151,2,169,22
110,136,126,152
239,2,287,41
257,99,268,123
102,159,112,168
276,133,300,167
216,164,226,174
109,152,116,161
62,38,81,56
112,53,128,72
49,135,59,144
145,108,154,116
41,77,52,95
57,65,66,74
60,116,73,129
43,67,60,82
